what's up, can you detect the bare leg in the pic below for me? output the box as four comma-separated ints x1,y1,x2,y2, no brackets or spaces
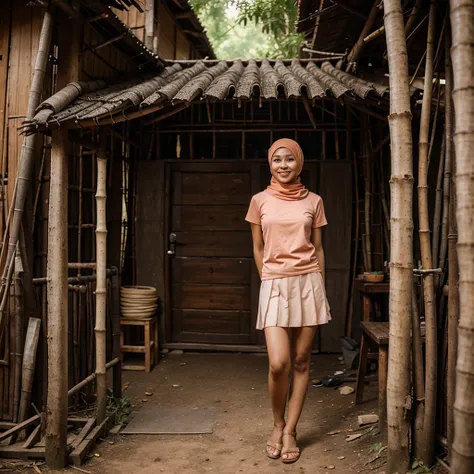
264,326,291,457
282,326,317,461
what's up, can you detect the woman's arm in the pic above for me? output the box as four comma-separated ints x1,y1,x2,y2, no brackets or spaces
311,227,325,282
250,223,264,278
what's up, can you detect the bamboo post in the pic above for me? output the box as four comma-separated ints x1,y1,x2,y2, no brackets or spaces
444,23,459,462
363,119,372,271
17,317,41,423
450,1,474,473
432,129,446,270
446,127,458,463
411,280,425,458
417,3,437,466
309,0,325,58
346,1,380,73
111,269,121,399
13,265,24,423
438,37,455,284
383,1,414,472
45,128,69,469
0,7,53,335
405,0,424,36
95,133,108,423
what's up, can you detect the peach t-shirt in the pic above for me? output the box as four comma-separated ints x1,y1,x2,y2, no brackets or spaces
245,190,327,280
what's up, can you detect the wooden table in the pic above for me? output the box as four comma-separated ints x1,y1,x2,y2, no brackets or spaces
353,279,390,322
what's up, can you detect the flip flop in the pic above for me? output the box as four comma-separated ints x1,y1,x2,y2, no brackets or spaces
266,439,283,459
281,432,300,464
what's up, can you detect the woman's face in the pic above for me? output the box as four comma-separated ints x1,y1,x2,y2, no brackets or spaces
270,147,299,184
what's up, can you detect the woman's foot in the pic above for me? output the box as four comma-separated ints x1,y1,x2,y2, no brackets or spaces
281,431,300,463
266,424,285,459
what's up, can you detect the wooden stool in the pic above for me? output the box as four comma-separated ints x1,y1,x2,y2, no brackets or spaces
355,322,389,432
120,316,159,372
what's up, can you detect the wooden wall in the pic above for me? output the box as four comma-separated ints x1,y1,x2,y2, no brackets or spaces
113,4,145,43
156,2,176,59
81,24,136,80
113,1,195,60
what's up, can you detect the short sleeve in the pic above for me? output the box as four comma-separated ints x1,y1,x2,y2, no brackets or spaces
245,195,261,225
312,197,328,228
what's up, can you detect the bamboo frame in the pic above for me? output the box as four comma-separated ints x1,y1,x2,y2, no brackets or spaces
45,128,69,469
346,1,380,73
17,317,41,427
95,133,108,423
450,1,474,472
383,1,414,472
417,3,437,466
411,280,425,459
444,24,458,462
13,267,24,423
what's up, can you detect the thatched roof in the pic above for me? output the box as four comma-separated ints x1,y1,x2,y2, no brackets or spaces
21,58,388,133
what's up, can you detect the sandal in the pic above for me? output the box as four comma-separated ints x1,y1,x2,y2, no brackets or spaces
281,432,300,464
266,438,283,459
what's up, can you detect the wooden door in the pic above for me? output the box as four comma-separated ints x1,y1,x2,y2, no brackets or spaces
167,162,259,344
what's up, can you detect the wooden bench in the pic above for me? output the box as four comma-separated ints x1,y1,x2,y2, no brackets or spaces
120,316,159,372
355,321,389,431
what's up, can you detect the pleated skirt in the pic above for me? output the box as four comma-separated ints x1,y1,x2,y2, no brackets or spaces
256,272,331,330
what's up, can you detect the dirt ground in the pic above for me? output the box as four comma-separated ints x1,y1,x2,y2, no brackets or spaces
77,353,389,474
5,353,448,474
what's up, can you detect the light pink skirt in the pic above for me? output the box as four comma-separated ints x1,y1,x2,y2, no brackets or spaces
256,272,331,330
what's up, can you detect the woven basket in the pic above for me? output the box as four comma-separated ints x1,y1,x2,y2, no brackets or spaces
120,285,158,319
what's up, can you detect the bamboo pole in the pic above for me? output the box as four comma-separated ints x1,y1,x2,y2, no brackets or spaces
432,129,446,270
450,1,474,473
45,128,69,469
111,269,122,399
417,3,437,466
13,266,24,423
438,38,455,284
405,0,424,36
383,1,414,472
95,133,108,423
363,119,372,271
444,23,459,462
16,317,40,443
411,280,425,459
0,8,53,334
346,1,380,73
446,121,458,463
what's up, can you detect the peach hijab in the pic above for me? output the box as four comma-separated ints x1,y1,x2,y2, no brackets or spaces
265,138,309,201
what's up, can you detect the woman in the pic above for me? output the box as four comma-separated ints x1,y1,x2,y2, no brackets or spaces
245,138,331,464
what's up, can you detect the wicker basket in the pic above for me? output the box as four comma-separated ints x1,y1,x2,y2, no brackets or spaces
120,286,158,319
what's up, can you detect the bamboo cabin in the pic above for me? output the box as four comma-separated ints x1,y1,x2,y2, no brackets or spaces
0,0,473,473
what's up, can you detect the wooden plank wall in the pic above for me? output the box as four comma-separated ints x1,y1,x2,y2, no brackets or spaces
112,1,195,60
157,3,175,59
318,161,352,352
176,29,189,60
81,24,137,80
0,1,10,241
112,5,145,43
135,161,166,341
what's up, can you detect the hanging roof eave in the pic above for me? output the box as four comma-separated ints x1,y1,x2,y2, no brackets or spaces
20,58,390,135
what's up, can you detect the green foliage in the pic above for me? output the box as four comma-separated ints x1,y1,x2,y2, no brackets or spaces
106,389,131,425
408,459,440,473
190,0,304,58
